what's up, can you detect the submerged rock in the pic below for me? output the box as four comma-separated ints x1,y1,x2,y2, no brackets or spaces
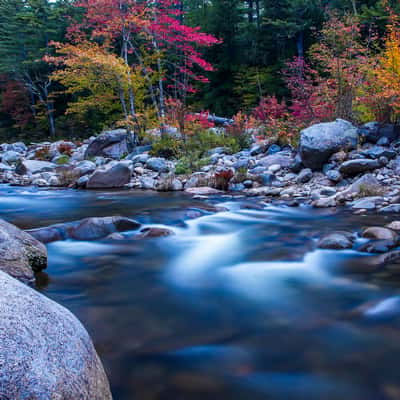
361,227,398,242
28,216,141,243
0,270,112,400
135,227,175,239
317,232,354,250
0,219,47,283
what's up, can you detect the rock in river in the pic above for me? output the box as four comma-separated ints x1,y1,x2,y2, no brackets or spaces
317,232,354,250
28,216,141,243
0,218,47,283
0,270,112,400
361,227,398,242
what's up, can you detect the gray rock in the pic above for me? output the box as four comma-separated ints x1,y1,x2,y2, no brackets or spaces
257,153,293,169
233,157,250,169
325,169,342,183
379,204,400,213
185,172,211,189
146,157,169,172
28,216,140,243
352,197,382,210
15,160,56,175
362,226,398,241
377,136,390,146
76,175,90,188
0,270,112,400
207,147,227,156
0,218,47,283
266,144,281,155
185,187,222,195
296,168,313,184
317,232,354,250
299,119,358,170
347,174,382,196
0,162,12,171
339,159,380,176
259,173,275,186
85,129,135,159
71,216,140,241
249,143,268,156
74,160,96,176
290,154,303,173
87,163,131,189
128,153,150,164
362,146,397,160
357,239,397,253
140,177,157,190
1,142,27,153
2,150,21,164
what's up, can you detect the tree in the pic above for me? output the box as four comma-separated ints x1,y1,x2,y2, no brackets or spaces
0,0,75,137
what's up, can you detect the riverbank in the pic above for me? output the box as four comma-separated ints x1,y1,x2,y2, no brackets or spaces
2,119,400,214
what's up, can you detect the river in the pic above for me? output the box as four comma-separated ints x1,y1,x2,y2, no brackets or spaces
1,184,400,399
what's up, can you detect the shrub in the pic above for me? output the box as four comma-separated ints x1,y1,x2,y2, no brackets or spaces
150,136,183,159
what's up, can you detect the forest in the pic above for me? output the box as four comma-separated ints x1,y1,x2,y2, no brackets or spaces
1,0,400,144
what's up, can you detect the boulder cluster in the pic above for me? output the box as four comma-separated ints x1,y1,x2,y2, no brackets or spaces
2,120,400,210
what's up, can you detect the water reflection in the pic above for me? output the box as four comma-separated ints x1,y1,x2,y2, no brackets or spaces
1,184,400,400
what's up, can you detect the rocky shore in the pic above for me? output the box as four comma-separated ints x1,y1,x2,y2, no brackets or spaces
2,119,400,213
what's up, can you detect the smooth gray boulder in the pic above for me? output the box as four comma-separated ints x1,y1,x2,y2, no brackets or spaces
299,119,358,170
0,218,47,283
15,160,56,175
0,270,112,400
87,163,131,189
85,129,135,159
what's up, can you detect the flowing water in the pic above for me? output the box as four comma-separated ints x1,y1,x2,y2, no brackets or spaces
2,184,400,399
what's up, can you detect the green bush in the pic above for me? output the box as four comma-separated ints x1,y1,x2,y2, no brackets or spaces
150,136,183,159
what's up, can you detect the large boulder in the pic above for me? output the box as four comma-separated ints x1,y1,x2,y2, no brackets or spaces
0,270,112,400
0,219,47,283
15,160,56,175
28,216,141,243
85,129,135,159
299,119,359,170
87,163,131,189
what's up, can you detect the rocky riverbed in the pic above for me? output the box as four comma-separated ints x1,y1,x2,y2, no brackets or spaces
2,119,400,213
2,185,400,399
